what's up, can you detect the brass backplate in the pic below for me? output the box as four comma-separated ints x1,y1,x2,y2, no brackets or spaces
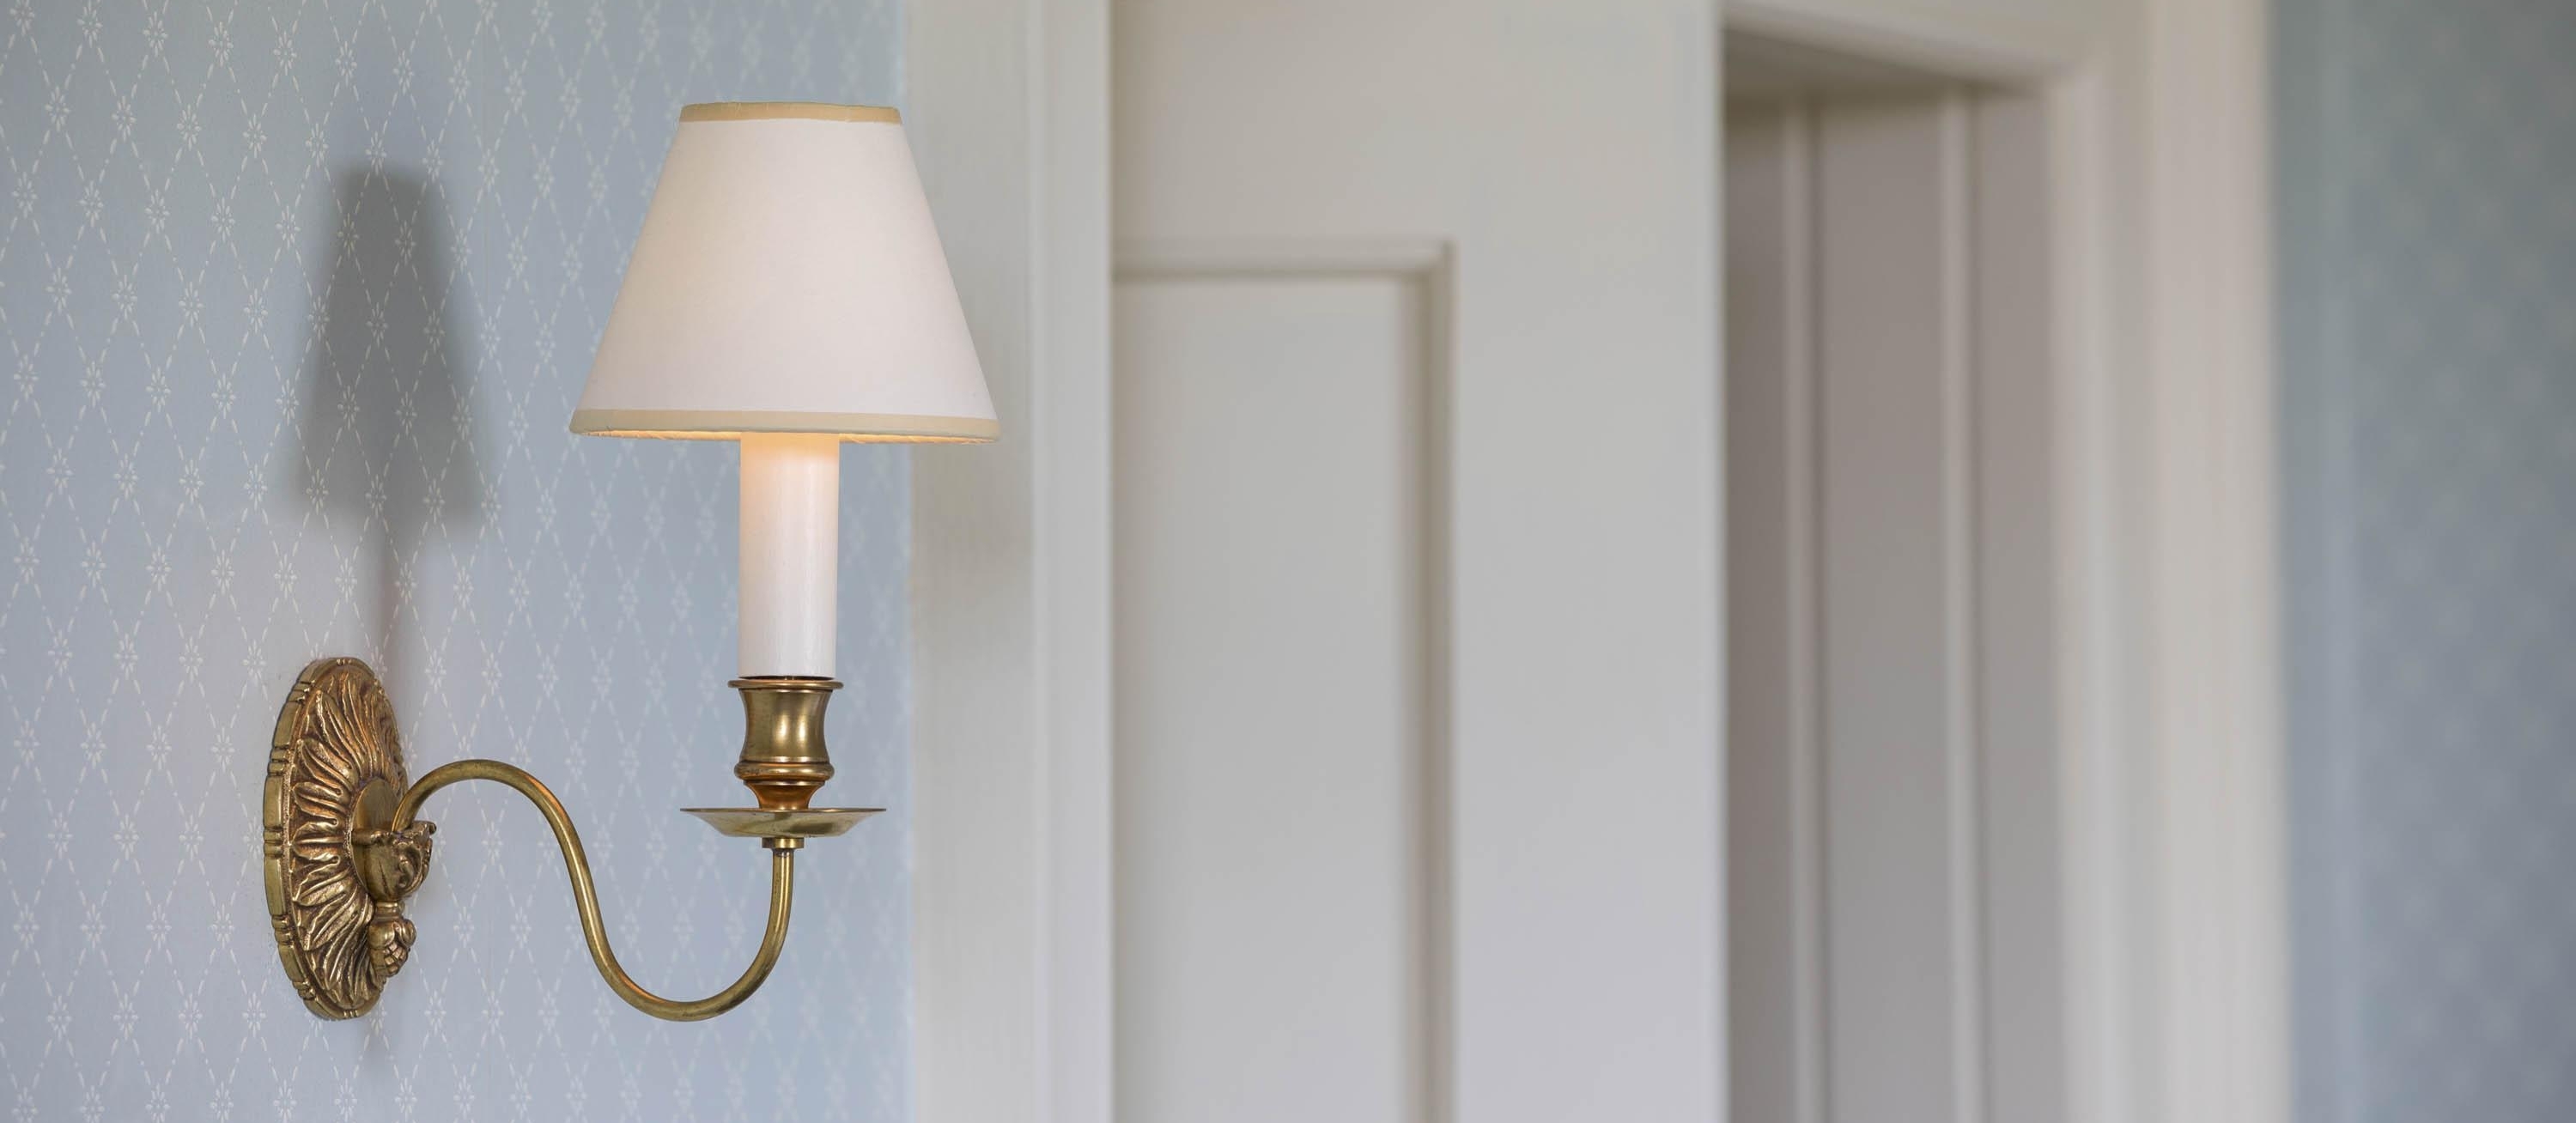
263,658,433,1019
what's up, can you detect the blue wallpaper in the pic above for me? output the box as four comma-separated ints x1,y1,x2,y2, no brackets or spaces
2279,1,2576,1120
0,0,912,1120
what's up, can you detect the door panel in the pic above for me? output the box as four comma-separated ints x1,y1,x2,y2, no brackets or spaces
1114,273,1437,1123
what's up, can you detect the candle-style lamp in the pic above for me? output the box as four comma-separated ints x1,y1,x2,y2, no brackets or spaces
261,102,992,1023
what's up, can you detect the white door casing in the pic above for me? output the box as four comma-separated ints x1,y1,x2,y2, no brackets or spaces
908,1,1113,1122
1718,4,2288,1123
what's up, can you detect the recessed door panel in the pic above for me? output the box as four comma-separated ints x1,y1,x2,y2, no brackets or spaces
1115,274,1436,1123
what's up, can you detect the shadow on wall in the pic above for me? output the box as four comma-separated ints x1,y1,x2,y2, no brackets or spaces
292,167,489,689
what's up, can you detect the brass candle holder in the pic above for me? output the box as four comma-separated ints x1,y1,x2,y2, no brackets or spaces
261,657,879,1021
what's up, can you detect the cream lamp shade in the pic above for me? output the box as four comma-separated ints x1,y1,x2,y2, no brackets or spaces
572,101,996,442
576,101,993,681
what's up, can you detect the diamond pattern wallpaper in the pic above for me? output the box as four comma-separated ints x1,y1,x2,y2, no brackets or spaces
2278,1,2576,1121
0,0,913,1120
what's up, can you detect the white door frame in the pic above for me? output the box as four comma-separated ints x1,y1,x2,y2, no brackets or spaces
904,1,2284,1121
1727,3,2289,1123
907,0,1114,1121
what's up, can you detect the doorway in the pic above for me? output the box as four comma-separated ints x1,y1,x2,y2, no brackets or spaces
1723,32,2066,1123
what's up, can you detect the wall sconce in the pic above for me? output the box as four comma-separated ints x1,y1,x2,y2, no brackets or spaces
261,102,994,1022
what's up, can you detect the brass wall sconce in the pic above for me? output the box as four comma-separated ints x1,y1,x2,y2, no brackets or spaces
264,659,867,1020
261,101,995,1022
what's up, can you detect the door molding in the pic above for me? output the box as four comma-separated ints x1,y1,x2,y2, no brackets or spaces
908,0,1113,1121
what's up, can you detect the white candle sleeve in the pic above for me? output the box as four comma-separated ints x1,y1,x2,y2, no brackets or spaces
738,434,841,677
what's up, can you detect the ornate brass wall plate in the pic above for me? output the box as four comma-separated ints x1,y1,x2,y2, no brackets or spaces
263,658,434,1019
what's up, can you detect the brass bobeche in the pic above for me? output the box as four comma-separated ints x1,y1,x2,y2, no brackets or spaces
263,658,879,1023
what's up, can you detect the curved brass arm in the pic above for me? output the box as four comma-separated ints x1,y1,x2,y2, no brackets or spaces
389,759,795,1022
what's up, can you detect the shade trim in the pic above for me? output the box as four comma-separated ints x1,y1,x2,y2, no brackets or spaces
571,408,998,442
678,102,902,124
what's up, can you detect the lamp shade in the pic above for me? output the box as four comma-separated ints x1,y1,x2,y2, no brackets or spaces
572,102,995,442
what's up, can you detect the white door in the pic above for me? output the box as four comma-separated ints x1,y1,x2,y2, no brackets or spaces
1109,2,1724,1121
